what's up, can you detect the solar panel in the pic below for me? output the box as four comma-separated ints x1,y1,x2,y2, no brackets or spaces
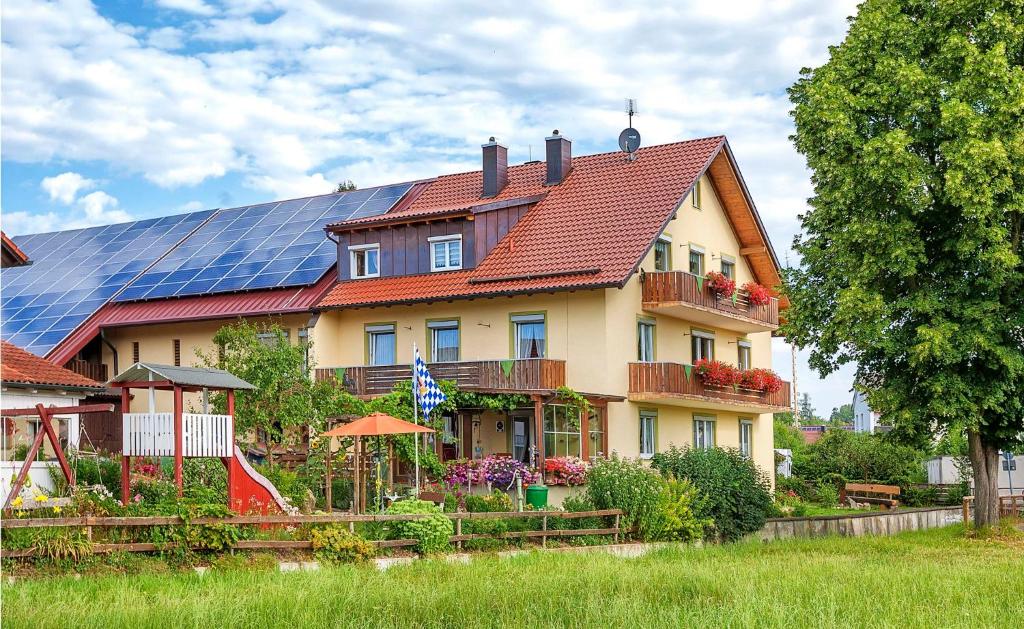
1,210,215,356
116,183,412,302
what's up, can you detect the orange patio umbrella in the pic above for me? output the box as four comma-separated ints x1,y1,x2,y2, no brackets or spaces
321,412,434,513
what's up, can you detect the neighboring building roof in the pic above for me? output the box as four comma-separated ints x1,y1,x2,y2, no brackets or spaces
320,136,782,309
1,231,30,268
46,268,335,366
109,363,256,390
0,340,105,391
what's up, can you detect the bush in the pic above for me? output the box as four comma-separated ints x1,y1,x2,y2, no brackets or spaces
902,485,940,507
586,455,665,541
776,475,815,502
655,478,712,542
464,490,513,513
651,446,773,542
51,455,122,498
815,482,840,508
792,430,924,487
384,499,453,554
311,526,375,563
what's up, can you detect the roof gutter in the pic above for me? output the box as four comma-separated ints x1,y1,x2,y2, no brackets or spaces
100,328,118,376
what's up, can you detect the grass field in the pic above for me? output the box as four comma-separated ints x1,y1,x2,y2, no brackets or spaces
3,525,1022,628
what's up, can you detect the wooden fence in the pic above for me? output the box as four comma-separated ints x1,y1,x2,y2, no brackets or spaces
641,271,780,327
0,509,624,559
961,494,1023,525
315,359,566,396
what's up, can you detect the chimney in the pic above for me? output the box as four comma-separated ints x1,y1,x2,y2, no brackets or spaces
545,130,571,185
482,137,508,198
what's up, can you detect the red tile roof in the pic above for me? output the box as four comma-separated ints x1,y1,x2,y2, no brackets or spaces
1,231,30,266
1,341,104,390
319,137,727,308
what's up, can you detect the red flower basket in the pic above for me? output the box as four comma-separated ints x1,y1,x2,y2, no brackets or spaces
739,368,784,394
693,359,741,388
704,271,736,299
742,281,772,306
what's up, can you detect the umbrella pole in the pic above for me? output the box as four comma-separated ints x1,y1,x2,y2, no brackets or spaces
325,435,332,513
413,397,420,497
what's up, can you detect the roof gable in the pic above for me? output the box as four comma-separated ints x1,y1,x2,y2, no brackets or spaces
0,341,104,391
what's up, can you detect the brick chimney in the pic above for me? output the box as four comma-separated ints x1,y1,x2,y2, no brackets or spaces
482,137,508,198
545,130,571,185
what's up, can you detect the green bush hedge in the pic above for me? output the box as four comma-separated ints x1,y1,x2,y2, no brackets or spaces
384,499,453,554
585,455,666,542
310,526,375,563
651,446,773,542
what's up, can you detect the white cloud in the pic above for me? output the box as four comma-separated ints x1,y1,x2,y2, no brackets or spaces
155,0,216,16
40,171,96,204
172,200,206,213
2,190,132,234
78,191,132,224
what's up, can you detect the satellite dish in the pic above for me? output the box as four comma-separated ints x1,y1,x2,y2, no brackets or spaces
618,127,641,154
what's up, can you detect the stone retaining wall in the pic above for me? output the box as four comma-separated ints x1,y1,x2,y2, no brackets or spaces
754,507,962,542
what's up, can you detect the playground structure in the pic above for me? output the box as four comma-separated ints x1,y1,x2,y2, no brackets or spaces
109,363,288,514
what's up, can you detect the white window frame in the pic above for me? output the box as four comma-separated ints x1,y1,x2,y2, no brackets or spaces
691,329,715,362
428,235,463,272
737,339,752,371
689,244,705,276
427,319,460,362
739,419,753,458
349,243,380,279
692,179,702,208
693,415,715,450
637,319,656,362
721,254,736,280
366,323,396,366
511,313,546,359
639,410,657,459
654,235,672,272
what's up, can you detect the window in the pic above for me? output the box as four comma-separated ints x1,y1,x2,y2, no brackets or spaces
739,419,753,458
132,342,140,364
511,313,546,359
587,407,606,461
693,415,715,450
689,245,705,275
349,244,380,279
366,323,396,365
721,256,735,280
429,235,462,271
691,329,714,362
654,237,671,272
692,179,702,208
639,410,657,458
737,340,752,371
427,319,459,362
544,405,581,458
257,329,290,347
637,319,656,362
298,328,310,371
173,339,181,367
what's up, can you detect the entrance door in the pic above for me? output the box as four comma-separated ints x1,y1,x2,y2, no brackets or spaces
510,413,531,464
440,413,460,461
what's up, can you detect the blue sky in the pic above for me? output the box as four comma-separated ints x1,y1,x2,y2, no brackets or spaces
0,0,861,417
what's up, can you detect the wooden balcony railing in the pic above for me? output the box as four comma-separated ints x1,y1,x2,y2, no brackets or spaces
316,359,567,396
641,271,779,329
628,362,791,410
63,359,108,383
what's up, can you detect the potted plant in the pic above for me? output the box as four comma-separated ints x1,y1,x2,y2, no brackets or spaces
738,367,784,394
693,359,741,388
543,456,589,486
704,271,736,299
742,281,772,306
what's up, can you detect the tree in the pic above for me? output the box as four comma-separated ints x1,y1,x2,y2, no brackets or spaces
773,413,806,452
830,404,854,424
786,0,1024,526
334,180,357,193
797,393,819,424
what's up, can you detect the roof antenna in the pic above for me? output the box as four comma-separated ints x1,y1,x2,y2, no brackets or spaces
619,98,641,162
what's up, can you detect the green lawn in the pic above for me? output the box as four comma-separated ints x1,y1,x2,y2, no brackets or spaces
3,526,1022,628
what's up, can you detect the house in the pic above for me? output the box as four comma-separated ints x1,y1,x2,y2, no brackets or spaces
1,130,789,483
927,454,1022,496
1,231,30,268
0,341,106,501
852,388,881,433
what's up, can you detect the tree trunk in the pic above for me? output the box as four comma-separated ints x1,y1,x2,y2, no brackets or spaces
967,429,1000,528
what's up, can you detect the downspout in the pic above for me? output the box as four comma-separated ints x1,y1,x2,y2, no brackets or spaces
100,328,118,376
324,230,341,281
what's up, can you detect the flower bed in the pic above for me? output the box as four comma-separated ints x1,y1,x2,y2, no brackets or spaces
544,457,588,486
441,456,538,491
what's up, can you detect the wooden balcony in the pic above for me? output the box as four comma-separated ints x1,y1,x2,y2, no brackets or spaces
628,362,791,413
63,359,108,383
316,359,567,397
641,271,779,333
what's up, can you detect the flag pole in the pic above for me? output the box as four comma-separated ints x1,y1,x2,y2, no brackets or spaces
412,343,420,497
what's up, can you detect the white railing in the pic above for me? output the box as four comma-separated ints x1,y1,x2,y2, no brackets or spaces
123,413,233,458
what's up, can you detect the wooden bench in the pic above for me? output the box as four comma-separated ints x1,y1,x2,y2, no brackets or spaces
842,483,901,509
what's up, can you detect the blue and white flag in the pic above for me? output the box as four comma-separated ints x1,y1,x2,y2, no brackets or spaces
413,345,447,417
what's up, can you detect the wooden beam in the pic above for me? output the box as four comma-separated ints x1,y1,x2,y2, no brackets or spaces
1,403,114,416
740,245,767,256
109,380,175,390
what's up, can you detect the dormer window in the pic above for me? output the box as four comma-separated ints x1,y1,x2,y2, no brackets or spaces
429,235,462,272
349,244,380,279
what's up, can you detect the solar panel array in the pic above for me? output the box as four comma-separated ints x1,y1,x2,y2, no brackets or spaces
1,182,413,356
1,211,214,355
114,183,411,301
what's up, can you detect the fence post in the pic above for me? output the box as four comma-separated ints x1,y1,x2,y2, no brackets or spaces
614,513,620,543
348,521,355,534
962,496,971,529
85,516,94,542
542,515,548,548
456,516,463,551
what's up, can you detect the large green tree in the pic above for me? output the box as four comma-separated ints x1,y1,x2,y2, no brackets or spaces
786,0,1024,526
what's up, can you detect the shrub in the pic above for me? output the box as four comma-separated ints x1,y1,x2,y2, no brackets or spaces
902,485,940,507
134,479,178,505
586,455,665,541
776,475,815,502
792,429,925,486
693,359,741,388
464,490,513,513
479,456,537,489
311,526,375,563
384,499,453,554
650,446,773,542
656,478,712,542
815,482,840,508
51,455,122,498
442,458,482,490
30,529,92,561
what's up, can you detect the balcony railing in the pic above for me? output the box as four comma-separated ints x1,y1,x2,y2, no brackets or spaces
64,359,108,383
123,412,233,457
316,358,567,396
641,271,779,332
628,362,791,411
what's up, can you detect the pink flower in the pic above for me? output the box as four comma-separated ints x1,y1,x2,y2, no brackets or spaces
133,494,143,503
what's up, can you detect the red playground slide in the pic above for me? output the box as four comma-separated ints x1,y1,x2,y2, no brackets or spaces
226,445,290,514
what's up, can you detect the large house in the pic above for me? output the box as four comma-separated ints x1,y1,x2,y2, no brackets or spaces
1,131,789,482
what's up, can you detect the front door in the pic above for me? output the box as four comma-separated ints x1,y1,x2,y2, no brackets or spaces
510,413,531,464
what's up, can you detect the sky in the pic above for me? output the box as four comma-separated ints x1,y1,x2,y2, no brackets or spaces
0,0,861,418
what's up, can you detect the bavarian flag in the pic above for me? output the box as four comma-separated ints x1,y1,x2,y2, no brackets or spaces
413,345,447,417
